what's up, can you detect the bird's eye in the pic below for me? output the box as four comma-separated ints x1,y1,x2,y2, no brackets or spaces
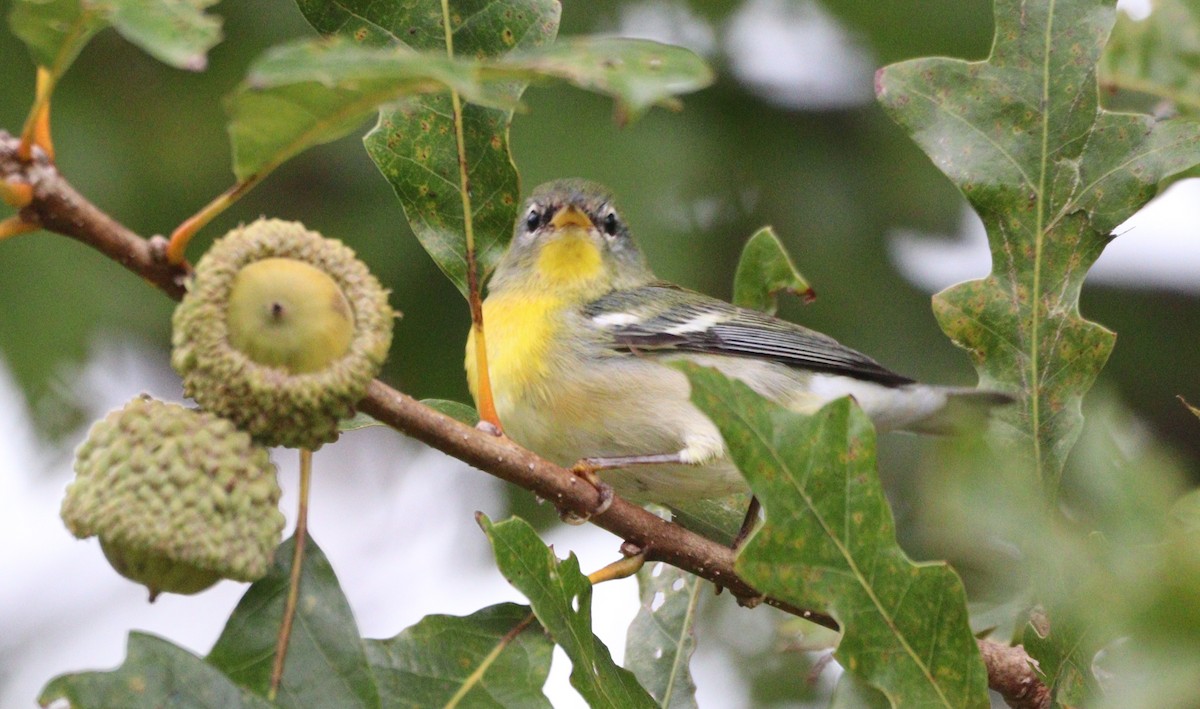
602,212,619,236
524,209,541,231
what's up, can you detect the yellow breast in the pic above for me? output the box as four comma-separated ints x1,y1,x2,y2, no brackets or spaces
465,292,566,413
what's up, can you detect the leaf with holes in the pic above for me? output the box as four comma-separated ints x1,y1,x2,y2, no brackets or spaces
732,226,815,315
479,514,657,708
685,365,989,708
624,562,701,709
877,0,1200,495
39,633,272,709
365,603,553,708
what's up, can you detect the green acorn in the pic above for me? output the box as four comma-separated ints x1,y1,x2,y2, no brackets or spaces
62,395,284,600
172,219,394,449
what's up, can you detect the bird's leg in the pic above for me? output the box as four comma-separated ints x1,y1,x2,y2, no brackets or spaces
560,460,617,525
580,452,688,468
564,439,722,524
564,453,689,524
562,453,688,524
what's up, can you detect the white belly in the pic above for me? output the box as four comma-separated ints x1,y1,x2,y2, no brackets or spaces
496,356,746,505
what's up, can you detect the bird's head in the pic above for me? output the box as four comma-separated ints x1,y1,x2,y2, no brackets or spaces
488,179,653,300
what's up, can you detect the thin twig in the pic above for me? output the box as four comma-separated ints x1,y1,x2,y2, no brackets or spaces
269,448,313,701
0,132,1049,706
439,0,501,428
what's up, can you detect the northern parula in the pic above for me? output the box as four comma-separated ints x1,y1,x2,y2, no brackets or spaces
466,179,1010,506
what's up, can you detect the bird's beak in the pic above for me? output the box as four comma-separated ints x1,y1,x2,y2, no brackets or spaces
549,204,594,230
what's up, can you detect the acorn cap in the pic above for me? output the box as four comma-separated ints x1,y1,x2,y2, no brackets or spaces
172,219,394,449
62,395,284,599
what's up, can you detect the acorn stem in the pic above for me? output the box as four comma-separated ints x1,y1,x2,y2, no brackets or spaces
269,447,313,701
18,67,55,162
166,176,260,265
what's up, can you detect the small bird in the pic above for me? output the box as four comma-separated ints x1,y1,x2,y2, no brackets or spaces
466,179,1010,509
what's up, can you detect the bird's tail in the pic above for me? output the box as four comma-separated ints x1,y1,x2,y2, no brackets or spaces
901,387,1015,435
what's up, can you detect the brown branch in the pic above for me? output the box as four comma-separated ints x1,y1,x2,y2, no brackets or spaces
0,131,1049,705
1,131,188,299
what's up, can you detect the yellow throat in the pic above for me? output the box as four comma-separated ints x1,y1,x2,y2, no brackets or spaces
465,229,607,417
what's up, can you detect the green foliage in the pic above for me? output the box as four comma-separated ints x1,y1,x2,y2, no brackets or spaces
293,0,711,296
877,0,1200,496
207,536,381,706
226,34,709,186
8,0,106,75
226,38,515,181
305,0,554,301
732,226,814,315
365,603,554,708
12,0,1200,706
479,514,657,707
685,365,989,708
9,0,219,75
624,562,701,708
508,36,713,123
1102,0,1200,116
104,0,221,70
878,0,1200,699
43,535,556,708
914,393,1200,707
40,633,272,709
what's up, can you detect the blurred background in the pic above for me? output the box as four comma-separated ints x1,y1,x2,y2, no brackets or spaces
2,0,1196,706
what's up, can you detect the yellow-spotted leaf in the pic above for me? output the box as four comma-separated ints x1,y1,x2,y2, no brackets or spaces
684,365,989,708
877,0,1200,495
298,0,712,295
300,0,560,297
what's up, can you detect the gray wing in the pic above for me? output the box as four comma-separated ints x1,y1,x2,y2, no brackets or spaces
582,283,914,386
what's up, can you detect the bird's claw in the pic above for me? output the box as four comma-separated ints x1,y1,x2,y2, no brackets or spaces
559,461,614,524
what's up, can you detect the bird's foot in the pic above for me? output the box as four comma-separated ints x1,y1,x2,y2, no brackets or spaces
559,460,614,525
